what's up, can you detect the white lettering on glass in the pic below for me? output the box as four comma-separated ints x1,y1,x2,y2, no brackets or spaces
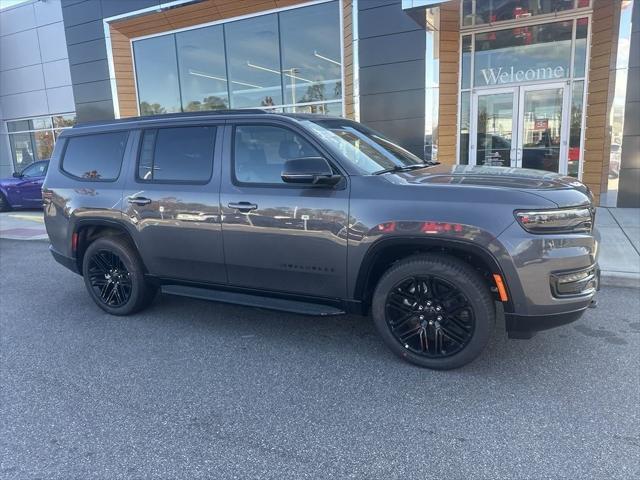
479,65,565,85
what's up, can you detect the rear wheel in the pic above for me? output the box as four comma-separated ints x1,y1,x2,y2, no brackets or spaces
82,236,156,315
371,254,494,369
0,193,10,212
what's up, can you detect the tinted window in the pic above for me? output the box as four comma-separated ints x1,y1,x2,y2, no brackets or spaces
21,161,48,177
62,132,128,181
234,125,320,184
138,126,215,183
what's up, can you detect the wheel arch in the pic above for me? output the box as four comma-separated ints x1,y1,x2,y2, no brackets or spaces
354,236,514,314
72,218,145,274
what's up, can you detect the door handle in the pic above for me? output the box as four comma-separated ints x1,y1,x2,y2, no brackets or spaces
127,196,152,206
228,201,258,212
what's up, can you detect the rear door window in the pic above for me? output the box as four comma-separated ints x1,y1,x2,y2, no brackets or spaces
62,131,128,181
138,126,216,183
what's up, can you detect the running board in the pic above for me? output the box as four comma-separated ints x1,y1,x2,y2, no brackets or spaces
161,284,346,316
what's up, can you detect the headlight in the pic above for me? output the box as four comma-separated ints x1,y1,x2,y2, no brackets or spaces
514,207,593,234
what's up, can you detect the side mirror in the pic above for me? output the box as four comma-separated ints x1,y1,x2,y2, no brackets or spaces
281,157,341,186
12,171,22,178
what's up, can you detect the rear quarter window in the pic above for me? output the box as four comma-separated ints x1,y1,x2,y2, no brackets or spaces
61,131,129,181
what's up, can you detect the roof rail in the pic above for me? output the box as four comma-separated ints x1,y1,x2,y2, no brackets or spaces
74,108,270,128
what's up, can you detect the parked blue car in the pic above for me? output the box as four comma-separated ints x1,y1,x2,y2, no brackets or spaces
0,160,49,211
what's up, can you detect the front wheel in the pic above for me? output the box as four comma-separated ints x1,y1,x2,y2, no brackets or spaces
0,193,10,212
82,236,156,315
371,254,495,370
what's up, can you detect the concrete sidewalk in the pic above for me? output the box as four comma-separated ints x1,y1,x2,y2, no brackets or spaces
0,211,47,240
1,208,639,287
596,207,640,288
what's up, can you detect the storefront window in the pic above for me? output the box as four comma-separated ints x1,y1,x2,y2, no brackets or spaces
474,21,573,88
459,92,470,165
225,14,282,108
176,25,229,112
568,80,584,178
462,0,587,27
573,18,589,78
6,114,76,172
279,2,342,106
134,35,181,115
461,35,472,89
132,1,342,115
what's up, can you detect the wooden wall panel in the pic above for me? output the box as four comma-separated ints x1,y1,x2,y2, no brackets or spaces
436,1,460,166
582,0,622,202
343,0,355,119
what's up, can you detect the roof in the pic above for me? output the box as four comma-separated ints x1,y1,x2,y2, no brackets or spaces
65,110,349,135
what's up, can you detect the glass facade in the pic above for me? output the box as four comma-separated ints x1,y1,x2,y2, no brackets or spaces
133,1,342,115
6,114,76,172
458,13,589,177
462,0,591,26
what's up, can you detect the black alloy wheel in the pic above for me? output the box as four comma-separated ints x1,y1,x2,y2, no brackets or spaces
87,249,132,307
385,275,474,358
371,254,494,369
82,235,156,315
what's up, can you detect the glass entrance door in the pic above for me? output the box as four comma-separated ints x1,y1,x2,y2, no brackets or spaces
470,83,570,173
470,88,517,167
516,83,569,173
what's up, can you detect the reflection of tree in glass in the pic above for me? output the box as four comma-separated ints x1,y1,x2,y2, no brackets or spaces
140,102,166,115
301,83,326,103
185,96,228,112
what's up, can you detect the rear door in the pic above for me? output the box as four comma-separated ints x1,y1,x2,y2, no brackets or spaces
121,122,226,284
219,121,349,298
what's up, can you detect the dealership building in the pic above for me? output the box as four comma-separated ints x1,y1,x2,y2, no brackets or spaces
0,0,638,206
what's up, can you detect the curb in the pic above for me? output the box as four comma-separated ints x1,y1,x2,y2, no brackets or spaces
600,271,640,289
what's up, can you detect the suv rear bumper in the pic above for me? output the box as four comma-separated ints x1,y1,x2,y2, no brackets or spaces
50,245,80,274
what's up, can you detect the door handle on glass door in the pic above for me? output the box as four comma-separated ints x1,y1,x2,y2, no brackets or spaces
228,202,258,212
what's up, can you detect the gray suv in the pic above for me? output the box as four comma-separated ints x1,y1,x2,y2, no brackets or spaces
43,111,599,369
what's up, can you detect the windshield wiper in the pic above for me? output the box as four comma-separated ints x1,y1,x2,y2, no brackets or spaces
372,162,437,175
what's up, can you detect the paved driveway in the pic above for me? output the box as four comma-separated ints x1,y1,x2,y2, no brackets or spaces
1,239,639,479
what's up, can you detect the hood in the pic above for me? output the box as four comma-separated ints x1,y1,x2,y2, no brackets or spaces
383,164,593,208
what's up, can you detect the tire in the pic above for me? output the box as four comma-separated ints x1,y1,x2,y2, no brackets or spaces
0,193,10,212
82,235,156,315
371,254,494,370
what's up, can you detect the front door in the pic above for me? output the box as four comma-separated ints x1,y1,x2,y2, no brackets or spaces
220,122,349,299
470,82,570,174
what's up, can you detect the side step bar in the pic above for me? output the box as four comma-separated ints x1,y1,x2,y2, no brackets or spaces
161,284,346,316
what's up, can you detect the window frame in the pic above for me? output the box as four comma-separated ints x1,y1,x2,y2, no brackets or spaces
230,121,346,189
59,130,130,183
135,124,217,185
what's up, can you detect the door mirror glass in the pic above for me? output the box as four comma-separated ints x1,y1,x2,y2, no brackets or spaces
281,157,340,186
12,171,22,178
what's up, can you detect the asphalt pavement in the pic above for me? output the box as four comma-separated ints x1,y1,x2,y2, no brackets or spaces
1,239,639,479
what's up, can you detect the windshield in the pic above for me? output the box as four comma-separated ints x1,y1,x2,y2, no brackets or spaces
302,119,427,174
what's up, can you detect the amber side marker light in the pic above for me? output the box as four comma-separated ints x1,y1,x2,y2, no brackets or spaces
492,274,509,302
